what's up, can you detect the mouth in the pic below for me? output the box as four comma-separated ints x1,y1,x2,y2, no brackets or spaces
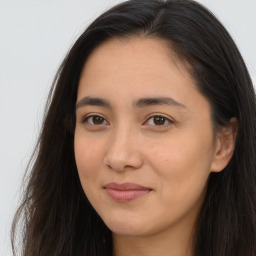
104,182,152,202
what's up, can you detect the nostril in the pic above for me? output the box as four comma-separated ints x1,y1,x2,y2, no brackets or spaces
103,150,143,172
103,131,143,171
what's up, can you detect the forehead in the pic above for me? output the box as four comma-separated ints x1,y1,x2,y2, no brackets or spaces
77,37,211,115
78,37,196,92
83,37,189,74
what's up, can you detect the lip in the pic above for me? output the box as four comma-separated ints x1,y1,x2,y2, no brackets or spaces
104,182,152,202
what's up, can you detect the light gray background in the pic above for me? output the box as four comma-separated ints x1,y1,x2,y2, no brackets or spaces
0,1,255,255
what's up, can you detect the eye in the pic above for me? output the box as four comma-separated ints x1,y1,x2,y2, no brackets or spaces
145,115,173,126
82,115,109,125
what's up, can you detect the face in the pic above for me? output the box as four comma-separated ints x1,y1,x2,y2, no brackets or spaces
74,37,218,239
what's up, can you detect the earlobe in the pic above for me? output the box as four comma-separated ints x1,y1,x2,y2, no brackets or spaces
210,117,238,173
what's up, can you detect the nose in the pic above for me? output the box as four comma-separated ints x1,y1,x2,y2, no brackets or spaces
103,126,143,172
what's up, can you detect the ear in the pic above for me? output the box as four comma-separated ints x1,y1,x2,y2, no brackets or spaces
210,117,238,173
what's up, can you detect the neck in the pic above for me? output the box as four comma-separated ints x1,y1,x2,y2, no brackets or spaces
113,223,195,256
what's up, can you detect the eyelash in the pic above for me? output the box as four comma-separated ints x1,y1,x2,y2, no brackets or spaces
144,115,174,127
81,114,174,127
82,115,109,125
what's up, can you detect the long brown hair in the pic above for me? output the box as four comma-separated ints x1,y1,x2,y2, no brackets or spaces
12,0,256,255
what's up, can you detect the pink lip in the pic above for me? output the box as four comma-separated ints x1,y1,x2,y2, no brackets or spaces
104,182,152,202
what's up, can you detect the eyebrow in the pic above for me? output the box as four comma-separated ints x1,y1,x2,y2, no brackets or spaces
134,97,186,109
76,97,111,109
76,96,186,109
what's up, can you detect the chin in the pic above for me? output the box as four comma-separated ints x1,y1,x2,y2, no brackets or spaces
102,214,148,236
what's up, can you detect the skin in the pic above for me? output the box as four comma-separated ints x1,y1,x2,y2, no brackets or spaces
74,37,236,256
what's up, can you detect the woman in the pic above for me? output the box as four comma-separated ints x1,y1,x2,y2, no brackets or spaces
12,0,256,255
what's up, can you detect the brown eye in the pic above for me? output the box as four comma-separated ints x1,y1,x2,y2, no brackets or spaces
83,115,108,125
153,116,166,125
92,116,104,125
145,115,173,126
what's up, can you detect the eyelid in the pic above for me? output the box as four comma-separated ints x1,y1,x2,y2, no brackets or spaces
81,114,109,125
143,114,174,127
80,113,174,127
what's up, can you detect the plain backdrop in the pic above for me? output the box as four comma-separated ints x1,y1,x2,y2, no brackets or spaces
0,0,255,255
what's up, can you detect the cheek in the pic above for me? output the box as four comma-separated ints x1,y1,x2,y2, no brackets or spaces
74,132,106,205
74,132,103,182
147,132,214,197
